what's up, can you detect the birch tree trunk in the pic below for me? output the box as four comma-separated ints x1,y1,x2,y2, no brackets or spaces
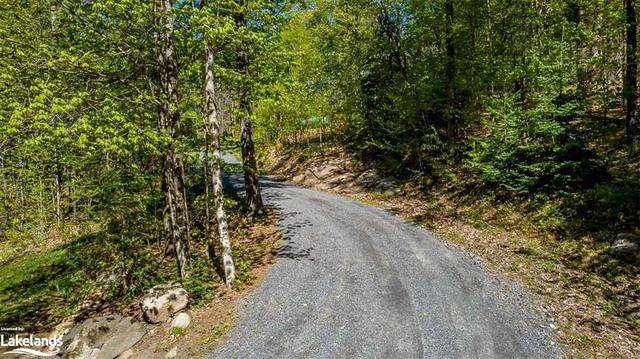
235,2,264,219
155,0,190,278
204,43,236,287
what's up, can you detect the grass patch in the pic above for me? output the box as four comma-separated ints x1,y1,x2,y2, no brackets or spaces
172,327,186,336
0,236,96,328
0,190,280,333
0,229,176,331
203,317,233,346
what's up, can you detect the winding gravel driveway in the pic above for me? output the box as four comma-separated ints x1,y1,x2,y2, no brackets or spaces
209,154,560,359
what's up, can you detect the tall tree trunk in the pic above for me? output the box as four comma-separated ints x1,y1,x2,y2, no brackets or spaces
235,3,263,218
54,159,62,225
155,0,190,278
240,108,263,218
486,0,495,95
444,0,456,141
49,3,56,32
516,2,527,105
625,0,639,152
204,43,236,287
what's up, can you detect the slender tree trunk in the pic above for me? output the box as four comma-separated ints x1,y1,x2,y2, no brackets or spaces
235,3,263,218
54,165,61,225
444,0,456,141
38,177,45,226
50,3,56,32
19,181,25,231
573,3,589,105
240,106,263,218
204,43,236,287
625,0,639,152
155,0,190,278
486,0,495,95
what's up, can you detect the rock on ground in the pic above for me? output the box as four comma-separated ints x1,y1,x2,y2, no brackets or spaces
62,314,145,359
140,283,189,324
617,233,640,242
611,234,640,262
170,312,191,329
165,346,178,358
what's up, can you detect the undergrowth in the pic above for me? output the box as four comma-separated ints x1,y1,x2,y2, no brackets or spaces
0,185,276,332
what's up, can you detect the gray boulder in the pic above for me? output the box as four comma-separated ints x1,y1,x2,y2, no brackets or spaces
617,232,640,243
62,315,146,359
140,283,189,324
96,319,146,359
611,233,640,262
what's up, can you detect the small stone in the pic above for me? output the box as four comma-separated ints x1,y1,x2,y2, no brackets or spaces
171,312,191,329
165,347,178,359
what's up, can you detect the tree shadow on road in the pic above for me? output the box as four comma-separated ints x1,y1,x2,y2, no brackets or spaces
273,216,315,261
222,168,316,262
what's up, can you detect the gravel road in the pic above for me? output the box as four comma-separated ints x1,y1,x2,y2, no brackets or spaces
208,154,560,359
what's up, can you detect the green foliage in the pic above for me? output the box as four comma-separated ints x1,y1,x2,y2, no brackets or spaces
203,318,232,345
0,0,162,233
0,0,637,338
232,258,255,290
0,227,173,330
467,94,605,195
183,254,219,306
172,327,186,336
569,174,640,234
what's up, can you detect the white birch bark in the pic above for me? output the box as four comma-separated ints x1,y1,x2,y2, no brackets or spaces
205,43,236,287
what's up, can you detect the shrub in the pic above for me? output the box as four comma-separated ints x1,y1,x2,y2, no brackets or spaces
467,94,606,195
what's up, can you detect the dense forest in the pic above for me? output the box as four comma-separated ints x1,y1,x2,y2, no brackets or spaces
0,0,639,356
259,0,639,197
255,0,640,253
